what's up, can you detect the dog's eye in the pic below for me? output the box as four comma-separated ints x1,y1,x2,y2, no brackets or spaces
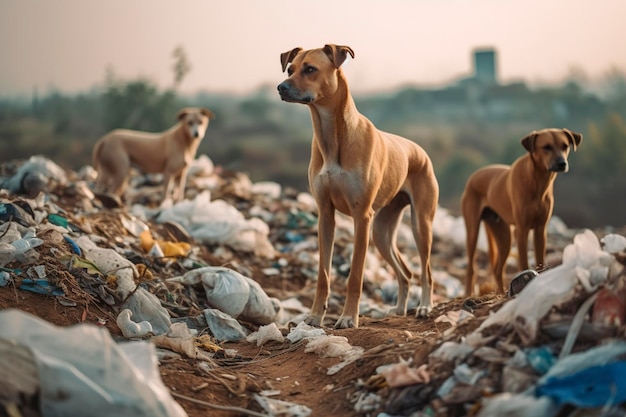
542,145,552,152
303,65,317,75
287,66,294,76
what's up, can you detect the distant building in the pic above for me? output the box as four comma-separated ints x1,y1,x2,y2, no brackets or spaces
473,48,498,85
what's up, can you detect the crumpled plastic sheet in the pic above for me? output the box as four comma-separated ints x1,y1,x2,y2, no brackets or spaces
0,309,187,417
536,361,626,408
246,322,285,346
305,335,354,358
203,308,249,342
477,341,626,416
539,342,626,385
253,393,311,417
472,229,614,346
303,334,365,375
121,286,172,335
75,235,138,297
476,393,558,417
156,191,275,258
286,321,326,343
151,322,212,360
0,155,67,197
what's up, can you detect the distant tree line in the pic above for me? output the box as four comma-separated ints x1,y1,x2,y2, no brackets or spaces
0,68,625,229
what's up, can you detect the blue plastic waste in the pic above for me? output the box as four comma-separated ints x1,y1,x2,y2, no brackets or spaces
64,236,82,255
526,346,557,375
536,361,626,407
19,279,65,296
0,271,11,286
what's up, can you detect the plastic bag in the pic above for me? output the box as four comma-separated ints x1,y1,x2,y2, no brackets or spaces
75,235,138,297
246,323,285,346
157,192,275,258
0,309,187,417
286,321,326,343
474,229,613,345
152,322,197,358
173,266,281,325
116,309,153,338
253,394,311,417
121,287,172,335
203,308,249,342
536,361,626,407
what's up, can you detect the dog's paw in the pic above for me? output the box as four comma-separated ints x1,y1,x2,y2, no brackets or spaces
334,315,358,329
416,306,432,319
304,315,324,328
394,305,408,316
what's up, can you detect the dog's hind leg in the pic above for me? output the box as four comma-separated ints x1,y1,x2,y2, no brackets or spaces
461,192,482,297
408,179,438,318
483,212,511,294
372,194,412,316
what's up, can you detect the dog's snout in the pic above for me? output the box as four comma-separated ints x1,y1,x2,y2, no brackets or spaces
551,157,568,172
277,82,289,94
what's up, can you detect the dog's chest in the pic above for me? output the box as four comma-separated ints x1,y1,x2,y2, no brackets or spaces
312,163,365,213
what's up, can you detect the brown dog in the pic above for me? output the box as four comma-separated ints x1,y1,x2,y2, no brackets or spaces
278,44,439,328
461,128,582,296
92,107,215,203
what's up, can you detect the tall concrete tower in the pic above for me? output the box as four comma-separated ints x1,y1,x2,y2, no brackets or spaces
473,48,497,85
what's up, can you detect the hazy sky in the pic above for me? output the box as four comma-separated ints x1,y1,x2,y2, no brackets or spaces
1,0,625,97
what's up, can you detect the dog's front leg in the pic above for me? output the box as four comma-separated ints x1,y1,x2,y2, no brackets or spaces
163,173,176,204
305,205,336,328
173,168,188,202
533,224,548,269
335,214,372,329
515,226,531,271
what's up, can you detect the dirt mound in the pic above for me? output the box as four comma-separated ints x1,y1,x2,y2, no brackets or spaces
1,156,625,417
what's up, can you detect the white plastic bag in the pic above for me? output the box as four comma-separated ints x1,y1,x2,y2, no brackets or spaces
173,266,280,325
474,229,613,345
75,235,138,297
0,309,187,417
157,192,276,258
246,323,285,346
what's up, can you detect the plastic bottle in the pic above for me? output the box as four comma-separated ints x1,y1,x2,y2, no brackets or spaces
0,231,44,265
11,231,44,253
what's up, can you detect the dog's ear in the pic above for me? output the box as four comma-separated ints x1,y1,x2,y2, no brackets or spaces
280,47,302,72
201,108,215,120
521,131,538,152
562,128,582,151
177,109,189,121
323,44,355,69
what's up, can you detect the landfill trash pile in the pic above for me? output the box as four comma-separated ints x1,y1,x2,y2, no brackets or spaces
0,154,625,417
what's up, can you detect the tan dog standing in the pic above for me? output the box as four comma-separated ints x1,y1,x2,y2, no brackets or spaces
278,44,439,328
92,107,215,203
461,128,582,296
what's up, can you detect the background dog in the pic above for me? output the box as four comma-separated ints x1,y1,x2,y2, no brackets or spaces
461,128,582,296
92,107,214,204
278,44,439,328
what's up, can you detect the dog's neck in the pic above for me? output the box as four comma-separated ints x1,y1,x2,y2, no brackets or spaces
175,124,202,153
308,70,360,165
526,155,558,198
